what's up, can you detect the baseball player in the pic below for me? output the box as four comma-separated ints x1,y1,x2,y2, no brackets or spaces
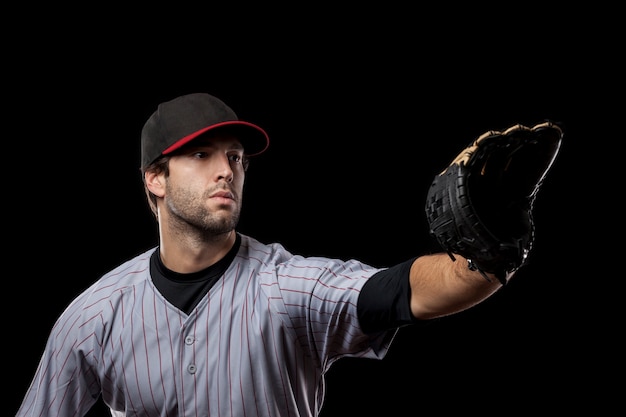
16,93,562,416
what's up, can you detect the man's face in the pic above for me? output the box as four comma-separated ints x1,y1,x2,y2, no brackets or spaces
161,134,247,235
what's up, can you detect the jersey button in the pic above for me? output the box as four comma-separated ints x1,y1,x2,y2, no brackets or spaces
187,364,197,374
185,336,194,345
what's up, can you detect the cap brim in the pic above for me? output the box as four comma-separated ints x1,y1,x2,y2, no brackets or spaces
162,121,269,157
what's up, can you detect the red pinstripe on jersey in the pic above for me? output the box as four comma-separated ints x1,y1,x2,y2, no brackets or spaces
17,234,396,417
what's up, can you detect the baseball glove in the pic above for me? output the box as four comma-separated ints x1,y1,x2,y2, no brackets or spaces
424,121,563,285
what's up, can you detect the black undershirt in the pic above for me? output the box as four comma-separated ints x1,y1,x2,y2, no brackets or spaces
150,233,416,331
150,234,241,315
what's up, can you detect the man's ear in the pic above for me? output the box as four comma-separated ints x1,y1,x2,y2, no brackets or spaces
145,171,165,197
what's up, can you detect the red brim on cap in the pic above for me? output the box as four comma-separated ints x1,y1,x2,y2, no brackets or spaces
162,120,270,157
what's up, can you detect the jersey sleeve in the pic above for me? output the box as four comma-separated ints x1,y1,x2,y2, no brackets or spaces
16,290,104,416
267,254,398,371
17,250,155,417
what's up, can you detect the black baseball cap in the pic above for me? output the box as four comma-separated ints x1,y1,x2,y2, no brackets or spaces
141,93,269,169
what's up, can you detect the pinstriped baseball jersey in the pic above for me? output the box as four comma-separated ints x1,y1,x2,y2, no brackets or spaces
17,234,397,417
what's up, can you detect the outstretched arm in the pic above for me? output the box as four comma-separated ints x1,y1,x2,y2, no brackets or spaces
408,253,510,320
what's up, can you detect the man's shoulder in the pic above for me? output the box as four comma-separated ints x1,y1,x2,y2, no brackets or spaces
77,247,156,300
237,234,293,264
102,246,156,281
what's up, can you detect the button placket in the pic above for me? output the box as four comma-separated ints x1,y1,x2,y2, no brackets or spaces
184,335,196,374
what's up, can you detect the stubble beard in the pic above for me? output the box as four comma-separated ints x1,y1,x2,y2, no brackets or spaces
166,185,241,238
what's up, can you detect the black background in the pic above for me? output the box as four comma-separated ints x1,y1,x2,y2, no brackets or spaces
9,7,619,416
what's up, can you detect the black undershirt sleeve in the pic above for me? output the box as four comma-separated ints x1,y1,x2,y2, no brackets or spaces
357,257,420,334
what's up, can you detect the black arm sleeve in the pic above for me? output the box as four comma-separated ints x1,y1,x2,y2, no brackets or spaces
357,257,420,334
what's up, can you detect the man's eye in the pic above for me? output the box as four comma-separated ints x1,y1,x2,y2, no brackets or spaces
229,154,242,163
